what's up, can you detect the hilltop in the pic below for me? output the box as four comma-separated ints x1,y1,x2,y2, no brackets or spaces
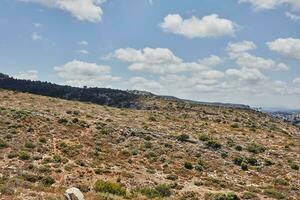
0,89,299,200
0,73,250,110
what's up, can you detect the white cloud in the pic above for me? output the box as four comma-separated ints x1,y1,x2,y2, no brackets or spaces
160,14,236,39
31,32,42,41
285,12,300,21
293,77,300,84
226,40,256,55
227,41,288,71
226,67,267,84
54,60,120,87
239,0,300,11
20,0,107,22
235,52,289,71
198,55,223,66
130,77,162,92
79,49,89,55
15,70,39,80
267,38,300,59
112,47,210,74
79,40,88,46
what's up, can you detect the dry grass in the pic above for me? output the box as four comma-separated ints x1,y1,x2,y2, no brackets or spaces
0,89,299,199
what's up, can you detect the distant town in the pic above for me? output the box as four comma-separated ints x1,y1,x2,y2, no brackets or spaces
268,111,300,127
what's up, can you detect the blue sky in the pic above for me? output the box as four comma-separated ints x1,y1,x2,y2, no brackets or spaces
0,0,300,108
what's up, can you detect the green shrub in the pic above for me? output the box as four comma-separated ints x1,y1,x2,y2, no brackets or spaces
7,151,18,159
214,193,240,200
264,189,284,199
235,145,243,151
0,139,8,149
233,157,244,166
199,134,210,142
290,163,299,170
184,162,193,170
58,118,68,124
166,174,178,181
206,139,222,150
25,141,36,149
39,137,47,143
247,157,258,166
241,162,248,171
19,151,30,160
42,176,55,186
247,143,266,154
177,134,190,142
140,184,171,198
94,180,126,196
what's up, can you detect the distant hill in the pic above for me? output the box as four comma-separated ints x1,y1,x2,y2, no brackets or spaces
0,73,139,108
0,73,251,110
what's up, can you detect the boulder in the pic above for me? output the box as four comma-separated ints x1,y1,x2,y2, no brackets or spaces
64,188,85,200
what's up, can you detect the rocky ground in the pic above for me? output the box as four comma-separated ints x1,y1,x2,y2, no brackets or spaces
0,89,299,200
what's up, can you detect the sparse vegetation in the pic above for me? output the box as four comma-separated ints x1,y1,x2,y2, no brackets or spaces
94,180,126,196
0,89,299,199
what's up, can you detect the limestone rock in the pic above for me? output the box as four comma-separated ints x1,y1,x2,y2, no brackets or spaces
64,188,85,200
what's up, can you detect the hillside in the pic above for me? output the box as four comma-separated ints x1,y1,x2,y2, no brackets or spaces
0,89,300,200
0,73,250,110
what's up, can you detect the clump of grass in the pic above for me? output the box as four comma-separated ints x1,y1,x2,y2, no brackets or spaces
0,139,8,149
94,180,126,196
177,134,190,142
19,151,30,160
42,176,55,187
199,134,221,150
24,141,36,149
290,163,299,170
247,143,266,154
214,192,240,200
263,189,285,199
140,184,172,198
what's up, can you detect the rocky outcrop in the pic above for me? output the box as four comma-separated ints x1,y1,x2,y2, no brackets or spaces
65,188,85,200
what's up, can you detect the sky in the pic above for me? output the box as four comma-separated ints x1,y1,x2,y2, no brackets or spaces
0,0,300,109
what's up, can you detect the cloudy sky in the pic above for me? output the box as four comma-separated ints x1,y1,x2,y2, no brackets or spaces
0,0,300,109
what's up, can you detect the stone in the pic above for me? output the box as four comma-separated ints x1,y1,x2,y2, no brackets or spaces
64,188,85,200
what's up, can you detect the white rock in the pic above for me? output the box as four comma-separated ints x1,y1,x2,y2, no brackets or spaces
64,187,85,200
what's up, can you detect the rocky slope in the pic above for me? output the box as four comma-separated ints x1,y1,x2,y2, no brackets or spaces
0,89,299,200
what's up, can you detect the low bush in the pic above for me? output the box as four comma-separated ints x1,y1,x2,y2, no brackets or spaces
247,143,266,154
42,176,55,186
140,184,172,198
19,151,30,160
94,180,126,196
177,134,190,142
184,162,193,170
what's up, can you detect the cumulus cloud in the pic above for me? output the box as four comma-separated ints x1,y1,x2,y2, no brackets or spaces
15,70,39,80
130,77,162,92
54,60,120,87
20,0,106,22
267,38,300,59
285,12,300,21
227,41,289,71
226,67,267,84
112,47,211,74
239,0,300,11
160,14,236,39
198,55,223,67
226,40,256,56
